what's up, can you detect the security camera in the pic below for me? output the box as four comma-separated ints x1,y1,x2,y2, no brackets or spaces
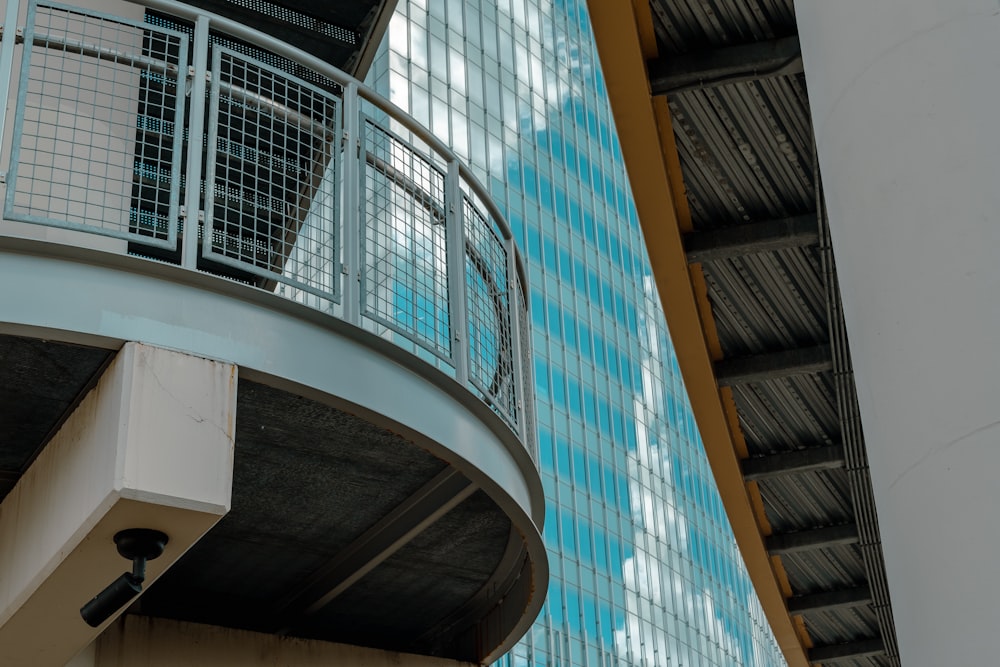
80,529,168,627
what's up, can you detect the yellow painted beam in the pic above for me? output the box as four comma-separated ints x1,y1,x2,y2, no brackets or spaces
584,2,809,666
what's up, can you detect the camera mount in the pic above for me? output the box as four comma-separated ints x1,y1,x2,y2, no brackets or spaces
79,529,169,627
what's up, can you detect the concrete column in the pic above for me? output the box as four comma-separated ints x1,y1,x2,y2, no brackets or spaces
0,343,236,666
794,1,1000,664
66,644,96,667
94,616,476,667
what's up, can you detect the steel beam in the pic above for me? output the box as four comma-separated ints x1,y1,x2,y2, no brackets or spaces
685,214,819,264
586,2,814,664
742,445,845,482
787,586,872,614
275,467,477,628
414,528,525,647
716,345,832,386
808,638,885,663
766,524,859,555
648,36,802,96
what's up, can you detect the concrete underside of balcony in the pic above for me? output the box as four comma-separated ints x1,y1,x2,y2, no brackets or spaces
0,245,545,666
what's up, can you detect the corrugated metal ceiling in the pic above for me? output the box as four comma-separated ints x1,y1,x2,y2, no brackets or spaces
646,0,900,664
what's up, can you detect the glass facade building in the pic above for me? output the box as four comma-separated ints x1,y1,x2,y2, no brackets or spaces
368,1,786,666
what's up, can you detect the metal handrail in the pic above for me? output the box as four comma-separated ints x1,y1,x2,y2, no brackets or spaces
134,0,527,295
31,31,179,75
0,0,533,453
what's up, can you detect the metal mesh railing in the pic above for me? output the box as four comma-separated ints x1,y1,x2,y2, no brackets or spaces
362,118,451,361
204,46,340,300
463,193,516,427
7,2,187,246
0,0,533,450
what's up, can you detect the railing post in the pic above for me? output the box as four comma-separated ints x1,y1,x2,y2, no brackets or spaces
506,237,530,450
181,14,210,270
445,162,469,385
0,0,23,180
340,81,361,325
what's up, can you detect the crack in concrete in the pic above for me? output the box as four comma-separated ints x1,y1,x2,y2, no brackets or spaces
142,352,232,442
888,419,1000,490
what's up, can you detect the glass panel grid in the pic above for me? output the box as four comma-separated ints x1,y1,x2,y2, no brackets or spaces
204,47,340,300
373,1,789,666
362,117,452,360
7,1,187,246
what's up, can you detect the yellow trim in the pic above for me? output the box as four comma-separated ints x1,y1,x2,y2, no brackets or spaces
691,266,724,363
746,481,774,536
794,615,815,650
584,2,810,665
652,98,692,233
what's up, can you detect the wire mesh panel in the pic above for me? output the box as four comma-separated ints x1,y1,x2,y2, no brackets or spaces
6,1,187,246
361,119,452,361
0,0,532,449
203,46,340,300
463,194,516,427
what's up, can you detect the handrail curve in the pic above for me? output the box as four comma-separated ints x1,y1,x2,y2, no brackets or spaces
0,0,534,456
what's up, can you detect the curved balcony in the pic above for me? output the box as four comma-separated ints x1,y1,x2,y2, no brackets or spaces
0,0,544,664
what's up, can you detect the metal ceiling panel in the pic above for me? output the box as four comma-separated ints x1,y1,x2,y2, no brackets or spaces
638,0,901,662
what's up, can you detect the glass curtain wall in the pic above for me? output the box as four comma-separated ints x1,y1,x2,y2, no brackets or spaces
368,1,786,665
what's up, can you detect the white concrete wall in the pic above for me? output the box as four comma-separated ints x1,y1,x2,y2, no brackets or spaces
794,1,1000,664
92,616,476,667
